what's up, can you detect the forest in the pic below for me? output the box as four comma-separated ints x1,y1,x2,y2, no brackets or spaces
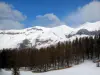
0,35,100,75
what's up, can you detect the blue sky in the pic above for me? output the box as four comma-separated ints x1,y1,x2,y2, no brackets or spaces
0,0,100,29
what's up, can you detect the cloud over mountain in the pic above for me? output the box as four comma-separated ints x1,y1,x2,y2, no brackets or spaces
33,13,65,27
0,2,26,30
66,1,100,27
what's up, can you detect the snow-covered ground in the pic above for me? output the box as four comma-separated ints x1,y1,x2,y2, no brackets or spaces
1,61,100,75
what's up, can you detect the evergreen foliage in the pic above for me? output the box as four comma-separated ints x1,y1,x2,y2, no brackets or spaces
0,35,100,73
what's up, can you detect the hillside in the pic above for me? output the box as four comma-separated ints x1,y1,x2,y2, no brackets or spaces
0,21,100,49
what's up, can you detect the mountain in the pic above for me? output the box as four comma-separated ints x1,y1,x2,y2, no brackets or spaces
0,25,73,49
71,21,100,35
0,21,100,49
77,21,100,31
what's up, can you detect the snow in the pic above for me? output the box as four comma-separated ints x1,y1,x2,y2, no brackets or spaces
71,21,100,34
0,21,100,49
0,25,73,49
1,61,100,75
78,21,100,31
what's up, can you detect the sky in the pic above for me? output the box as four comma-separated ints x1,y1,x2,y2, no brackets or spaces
0,0,100,29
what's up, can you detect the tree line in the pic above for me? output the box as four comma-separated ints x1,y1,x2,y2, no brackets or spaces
0,35,100,74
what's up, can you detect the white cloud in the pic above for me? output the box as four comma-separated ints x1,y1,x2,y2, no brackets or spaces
33,13,65,27
0,2,26,30
66,1,100,27
0,20,24,30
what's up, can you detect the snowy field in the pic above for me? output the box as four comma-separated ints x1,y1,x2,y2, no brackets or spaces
0,61,100,75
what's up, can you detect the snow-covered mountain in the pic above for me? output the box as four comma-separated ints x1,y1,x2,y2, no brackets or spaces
71,21,100,35
0,21,100,49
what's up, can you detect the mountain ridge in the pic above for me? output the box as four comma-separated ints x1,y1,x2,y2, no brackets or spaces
0,21,100,49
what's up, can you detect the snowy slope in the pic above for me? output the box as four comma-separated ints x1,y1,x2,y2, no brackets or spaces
78,21,100,31
0,21,100,49
71,21,100,35
0,25,74,49
1,61,100,75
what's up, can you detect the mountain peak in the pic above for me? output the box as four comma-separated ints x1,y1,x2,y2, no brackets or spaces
77,21,100,31
0,21,100,49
